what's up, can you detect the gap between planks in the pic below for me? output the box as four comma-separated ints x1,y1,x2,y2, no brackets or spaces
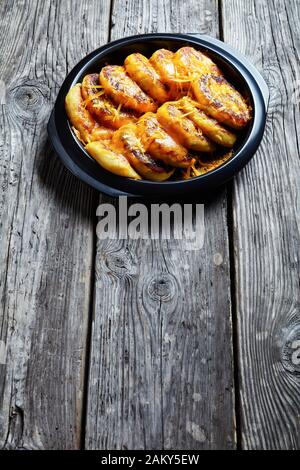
218,0,242,449
79,0,115,450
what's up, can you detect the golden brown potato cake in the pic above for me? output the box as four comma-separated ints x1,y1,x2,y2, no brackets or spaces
65,83,114,143
174,47,221,79
136,112,192,168
112,124,175,181
178,97,237,147
149,49,186,99
192,73,251,129
85,141,141,179
100,65,157,114
149,49,176,83
124,53,170,103
82,74,137,129
156,101,216,152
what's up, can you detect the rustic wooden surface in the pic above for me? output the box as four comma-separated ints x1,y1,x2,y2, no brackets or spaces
222,0,300,450
0,0,299,450
0,0,110,449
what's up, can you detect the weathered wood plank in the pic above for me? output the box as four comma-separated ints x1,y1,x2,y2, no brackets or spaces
0,0,111,449
85,0,236,450
222,0,300,449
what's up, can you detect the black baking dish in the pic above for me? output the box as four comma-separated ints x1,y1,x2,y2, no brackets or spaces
47,33,269,197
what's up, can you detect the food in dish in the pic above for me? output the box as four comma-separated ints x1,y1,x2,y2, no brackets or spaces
136,112,191,167
192,73,251,129
173,47,221,80
112,124,175,181
157,101,216,152
177,97,237,147
124,53,170,103
100,65,157,113
82,74,137,129
65,83,113,143
65,46,252,181
85,141,141,179
149,48,184,98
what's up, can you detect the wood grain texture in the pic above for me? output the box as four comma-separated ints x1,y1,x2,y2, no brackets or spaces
85,0,236,450
222,0,300,449
0,0,110,449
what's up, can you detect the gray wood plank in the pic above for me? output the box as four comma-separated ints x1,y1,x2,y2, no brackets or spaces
0,0,111,449
222,0,300,450
85,0,236,450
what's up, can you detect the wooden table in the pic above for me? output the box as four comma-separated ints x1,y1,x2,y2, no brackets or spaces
0,0,299,450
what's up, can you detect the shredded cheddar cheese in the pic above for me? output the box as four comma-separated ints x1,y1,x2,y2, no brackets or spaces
82,90,105,107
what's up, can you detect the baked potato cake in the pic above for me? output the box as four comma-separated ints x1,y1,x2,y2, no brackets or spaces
136,112,192,168
192,73,251,129
178,97,237,147
85,141,141,179
149,49,186,99
157,101,215,152
174,47,221,79
100,65,157,113
124,53,170,103
82,74,137,129
149,49,176,83
65,83,114,143
112,124,175,181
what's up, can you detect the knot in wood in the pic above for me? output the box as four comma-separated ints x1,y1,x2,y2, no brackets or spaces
281,325,300,375
147,274,177,302
9,83,48,123
104,252,135,278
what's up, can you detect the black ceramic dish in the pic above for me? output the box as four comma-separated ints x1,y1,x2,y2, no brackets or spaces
47,33,269,197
